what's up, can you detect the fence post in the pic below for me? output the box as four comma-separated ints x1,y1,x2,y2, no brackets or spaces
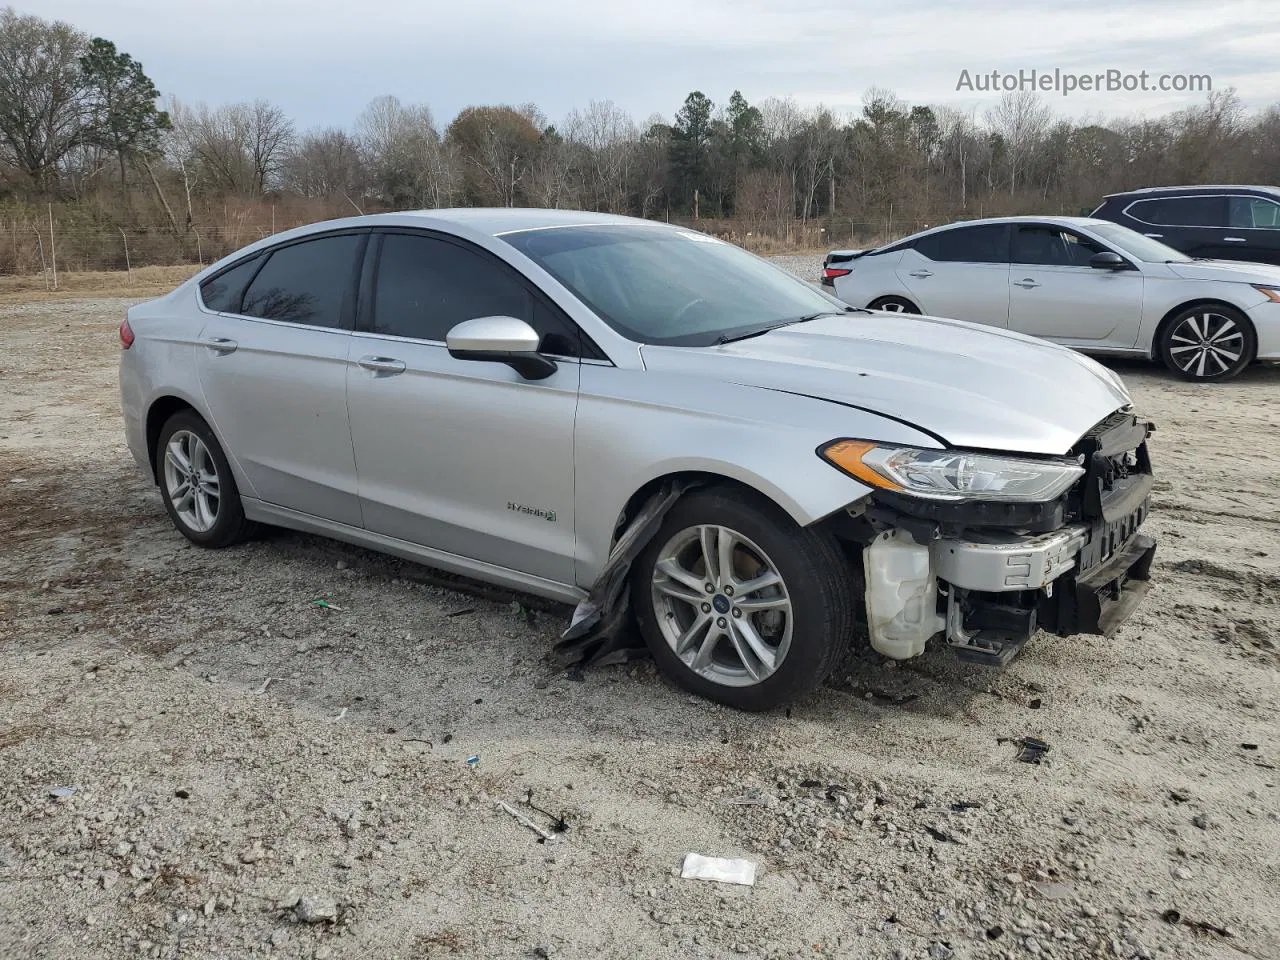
119,228,132,280
194,229,204,266
48,203,57,290
34,227,48,290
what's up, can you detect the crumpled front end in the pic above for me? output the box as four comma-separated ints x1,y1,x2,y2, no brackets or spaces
855,411,1156,665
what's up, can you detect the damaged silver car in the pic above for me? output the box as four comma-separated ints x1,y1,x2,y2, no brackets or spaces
119,209,1156,711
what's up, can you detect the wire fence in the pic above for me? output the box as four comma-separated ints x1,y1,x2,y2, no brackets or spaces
0,201,959,280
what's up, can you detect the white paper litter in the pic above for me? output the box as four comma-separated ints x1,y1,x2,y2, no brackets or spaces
680,853,756,886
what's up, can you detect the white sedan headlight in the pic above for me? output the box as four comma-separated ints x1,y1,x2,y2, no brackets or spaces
820,440,1085,502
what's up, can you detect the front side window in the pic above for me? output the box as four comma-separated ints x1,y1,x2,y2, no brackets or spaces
370,233,579,355
1228,196,1280,229
1012,226,1104,267
913,225,1008,263
502,225,849,346
1127,196,1223,227
242,234,364,329
199,254,262,313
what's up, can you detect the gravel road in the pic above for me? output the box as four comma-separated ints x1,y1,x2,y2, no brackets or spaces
1,266,1278,960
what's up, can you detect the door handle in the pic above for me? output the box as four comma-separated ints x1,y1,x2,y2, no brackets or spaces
199,336,238,354
357,355,406,375
1013,278,1040,289
1142,232,1163,238
908,269,933,278
1223,237,1247,242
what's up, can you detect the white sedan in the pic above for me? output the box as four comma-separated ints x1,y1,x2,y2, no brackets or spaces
823,215,1280,381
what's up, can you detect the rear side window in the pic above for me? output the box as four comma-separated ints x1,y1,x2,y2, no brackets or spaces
914,225,1008,263
200,255,262,313
242,234,364,329
1126,196,1223,227
370,232,579,355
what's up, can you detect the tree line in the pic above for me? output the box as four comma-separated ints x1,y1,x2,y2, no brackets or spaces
2,5,1279,271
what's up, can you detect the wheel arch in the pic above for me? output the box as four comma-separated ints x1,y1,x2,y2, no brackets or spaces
144,394,226,484
1150,298,1257,362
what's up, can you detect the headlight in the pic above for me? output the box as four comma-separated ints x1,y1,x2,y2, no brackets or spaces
819,440,1084,502
1252,284,1280,303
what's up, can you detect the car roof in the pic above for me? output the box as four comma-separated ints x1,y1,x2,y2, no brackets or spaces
883,215,1116,247
1102,185,1280,199
393,207,659,236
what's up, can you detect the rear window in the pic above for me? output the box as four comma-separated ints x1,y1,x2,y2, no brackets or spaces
914,224,1008,263
199,255,262,313
242,234,364,329
1126,196,1223,227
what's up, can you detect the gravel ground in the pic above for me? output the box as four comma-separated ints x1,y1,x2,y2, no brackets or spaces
1,266,1278,960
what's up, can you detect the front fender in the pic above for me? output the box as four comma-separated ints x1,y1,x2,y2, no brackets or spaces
573,365,940,587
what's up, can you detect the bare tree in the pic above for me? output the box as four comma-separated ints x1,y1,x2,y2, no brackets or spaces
985,90,1051,196
564,100,638,212
169,99,293,195
0,8,89,190
357,95,457,207
283,127,365,200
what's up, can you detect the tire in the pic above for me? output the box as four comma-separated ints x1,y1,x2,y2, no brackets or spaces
631,486,858,711
1157,304,1256,382
155,410,256,548
867,296,920,314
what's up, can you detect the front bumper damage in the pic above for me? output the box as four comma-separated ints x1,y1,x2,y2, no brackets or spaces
856,411,1156,666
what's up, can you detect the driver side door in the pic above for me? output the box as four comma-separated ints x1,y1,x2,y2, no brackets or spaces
345,230,584,586
1007,224,1145,349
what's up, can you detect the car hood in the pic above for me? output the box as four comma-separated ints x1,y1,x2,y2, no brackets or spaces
641,313,1132,455
1163,259,1280,284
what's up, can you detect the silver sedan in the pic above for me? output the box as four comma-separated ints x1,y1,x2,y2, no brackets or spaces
120,209,1156,710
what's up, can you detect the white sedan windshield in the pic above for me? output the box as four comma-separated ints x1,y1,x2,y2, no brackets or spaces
1089,222,1192,263
502,224,849,345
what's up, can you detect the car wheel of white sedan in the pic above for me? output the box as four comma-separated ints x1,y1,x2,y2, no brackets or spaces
632,486,858,711
156,411,256,548
1158,304,1256,382
867,296,920,314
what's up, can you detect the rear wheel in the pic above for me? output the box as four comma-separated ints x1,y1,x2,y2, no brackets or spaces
1157,304,1255,381
155,411,256,547
631,487,858,711
867,296,920,314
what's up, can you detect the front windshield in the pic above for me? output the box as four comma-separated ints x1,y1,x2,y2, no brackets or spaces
501,224,849,345
1088,222,1191,263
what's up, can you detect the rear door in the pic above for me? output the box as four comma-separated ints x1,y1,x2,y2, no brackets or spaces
1007,224,1144,347
1225,195,1280,265
195,231,366,527
1123,195,1225,260
896,224,1011,326
345,229,582,585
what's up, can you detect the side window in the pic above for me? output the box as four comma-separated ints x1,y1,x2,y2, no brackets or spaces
370,233,580,355
199,254,262,313
1128,196,1223,227
242,234,364,329
1228,196,1280,229
1012,226,1104,267
914,225,1008,263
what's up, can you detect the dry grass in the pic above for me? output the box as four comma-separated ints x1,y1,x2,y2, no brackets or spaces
0,264,200,305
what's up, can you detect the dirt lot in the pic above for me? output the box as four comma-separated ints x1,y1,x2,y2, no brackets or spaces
1,275,1278,960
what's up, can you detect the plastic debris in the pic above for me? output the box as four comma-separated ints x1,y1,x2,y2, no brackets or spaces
48,786,75,799
721,788,777,807
253,677,276,694
497,800,556,841
998,736,1050,764
680,853,756,886
466,755,480,767
332,707,348,722
310,598,344,611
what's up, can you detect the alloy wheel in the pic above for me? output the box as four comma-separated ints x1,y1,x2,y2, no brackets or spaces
650,524,792,687
163,430,221,533
1167,311,1246,378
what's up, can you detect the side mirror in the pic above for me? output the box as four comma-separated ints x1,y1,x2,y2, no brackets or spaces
1089,251,1130,270
445,316,557,380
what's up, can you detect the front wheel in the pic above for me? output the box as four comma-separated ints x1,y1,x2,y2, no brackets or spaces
1157,305,1255,381
631,487,858,711
867,296,920,314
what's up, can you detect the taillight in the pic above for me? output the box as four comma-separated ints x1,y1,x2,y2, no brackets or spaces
119,318,135,349
824,267,852,279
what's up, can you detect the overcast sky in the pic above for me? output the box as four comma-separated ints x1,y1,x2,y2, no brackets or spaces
32,0,1280,130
